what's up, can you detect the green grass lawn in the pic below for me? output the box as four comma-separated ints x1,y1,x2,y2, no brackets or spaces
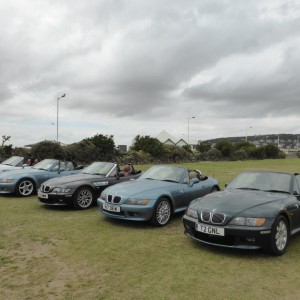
1,159,300,299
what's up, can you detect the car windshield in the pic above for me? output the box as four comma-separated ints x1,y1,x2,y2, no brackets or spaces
139,165,185,183
32,159,58,171
83,162,116,175
227,172,292,194
1,156,22,166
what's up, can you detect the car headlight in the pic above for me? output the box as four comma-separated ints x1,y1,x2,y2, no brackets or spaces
229,217,266,227
99,192,106,200
124,198,149,205
185,208,198,219
52,187,70,193
0,178,14,183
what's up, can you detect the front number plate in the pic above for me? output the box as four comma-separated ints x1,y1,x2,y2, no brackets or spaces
195,223,225,236
38,192,48,199
103,203,121,212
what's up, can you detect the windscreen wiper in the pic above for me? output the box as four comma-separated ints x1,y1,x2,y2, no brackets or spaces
264,189,290,194
237,187,260,191
162,179,178,183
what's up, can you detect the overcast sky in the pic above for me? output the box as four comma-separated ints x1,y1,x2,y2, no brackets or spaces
1,0,300,148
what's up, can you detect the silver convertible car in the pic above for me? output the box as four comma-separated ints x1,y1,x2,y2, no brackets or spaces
0,159,81,197
0,156,24,172
97,165,220,226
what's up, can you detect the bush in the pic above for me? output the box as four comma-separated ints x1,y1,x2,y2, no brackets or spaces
205,149,223,161
233,149,248,160
121,150,152,165
162,145,194,163
31,141,65,160
64,141,97,165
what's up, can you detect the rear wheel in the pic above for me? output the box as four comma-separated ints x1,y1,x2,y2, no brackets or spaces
266,215,289,256
16,179,35,197
151,198,171,227
73,187,94,210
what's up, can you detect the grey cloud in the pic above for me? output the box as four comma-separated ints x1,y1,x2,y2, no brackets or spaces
1,0,300,146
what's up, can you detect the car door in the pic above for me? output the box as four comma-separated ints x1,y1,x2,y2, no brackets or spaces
172,171,208,211
184,178,212,204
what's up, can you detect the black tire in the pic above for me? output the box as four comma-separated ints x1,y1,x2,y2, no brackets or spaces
211,186,219,193
16,179,35,197
151,198,171,227
266,215,289,256
73,187,94,210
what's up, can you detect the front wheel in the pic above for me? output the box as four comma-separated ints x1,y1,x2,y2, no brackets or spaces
211,186,219,193
16,179,35,197
73,187,94,210
266,216,289,256
151,198,171,227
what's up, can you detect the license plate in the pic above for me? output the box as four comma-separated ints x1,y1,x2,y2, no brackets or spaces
38,192,48,199
103,203,120,212
195,223,225,236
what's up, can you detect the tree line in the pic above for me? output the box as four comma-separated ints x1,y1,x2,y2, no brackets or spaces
1,134,298,166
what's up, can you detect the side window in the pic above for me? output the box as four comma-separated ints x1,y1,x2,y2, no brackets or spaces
59,162,66,171
109,166,118,177
16,160,24,167
52,164,59,172
65,162,74,171
294,176,300,195
182,171,190,184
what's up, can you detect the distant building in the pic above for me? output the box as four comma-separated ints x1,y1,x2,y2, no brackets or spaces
117,145,127,152
156,130,198,150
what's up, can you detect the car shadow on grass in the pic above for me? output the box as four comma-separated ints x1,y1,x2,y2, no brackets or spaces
186,234,300,259
99,210,185,230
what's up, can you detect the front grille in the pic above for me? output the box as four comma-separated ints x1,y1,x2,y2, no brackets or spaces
40,185,52,193
200,210,225,224
107,195,121,204
211,213,225,224
201,211,211,222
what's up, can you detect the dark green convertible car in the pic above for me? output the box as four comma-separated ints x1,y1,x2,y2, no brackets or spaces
183,171,300,256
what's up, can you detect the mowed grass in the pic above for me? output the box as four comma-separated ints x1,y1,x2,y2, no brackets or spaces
1,159,300,299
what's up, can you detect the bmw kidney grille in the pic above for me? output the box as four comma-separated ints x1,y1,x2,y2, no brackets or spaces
200,210,225,224
107,195,121,204
41,185,52,193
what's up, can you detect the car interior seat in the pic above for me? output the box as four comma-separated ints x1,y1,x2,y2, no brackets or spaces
123,164,132,176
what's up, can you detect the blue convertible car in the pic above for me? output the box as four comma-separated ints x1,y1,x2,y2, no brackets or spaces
97,165,220,226
0,159,81,197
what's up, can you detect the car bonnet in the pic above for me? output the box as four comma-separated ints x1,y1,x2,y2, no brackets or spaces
42,173,105,186
191,189,291,215
0,167,41,178
103,179,179,198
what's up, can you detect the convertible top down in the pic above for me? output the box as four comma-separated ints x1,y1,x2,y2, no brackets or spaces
183,171,300,256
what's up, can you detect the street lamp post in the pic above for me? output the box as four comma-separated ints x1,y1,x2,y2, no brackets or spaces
245,126,252,142
188,116,195,145
57,94,66,143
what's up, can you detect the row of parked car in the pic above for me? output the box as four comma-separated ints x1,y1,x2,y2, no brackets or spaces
1,156,300,256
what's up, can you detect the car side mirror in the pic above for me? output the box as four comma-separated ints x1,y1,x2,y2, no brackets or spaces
190,178,200,186
116,172,123,180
